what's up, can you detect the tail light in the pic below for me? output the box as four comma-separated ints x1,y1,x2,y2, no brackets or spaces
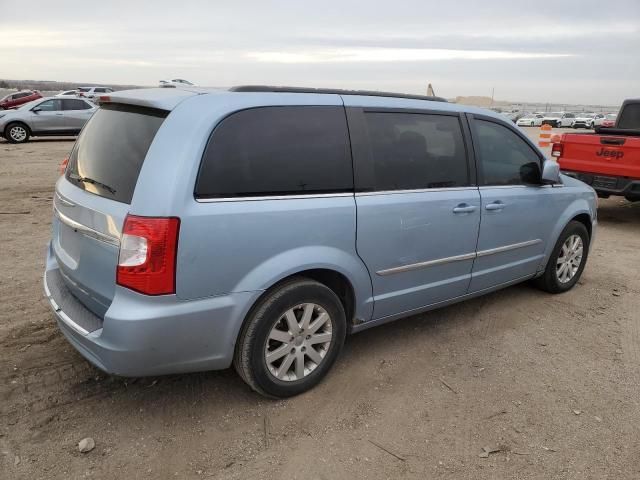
117,215,180,295
58,156,69,175
551,142,563,158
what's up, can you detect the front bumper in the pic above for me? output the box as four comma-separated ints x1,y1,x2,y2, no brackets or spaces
44,243,262,377
561,170,640,198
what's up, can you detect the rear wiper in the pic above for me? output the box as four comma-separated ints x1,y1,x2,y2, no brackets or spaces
68,173,116,194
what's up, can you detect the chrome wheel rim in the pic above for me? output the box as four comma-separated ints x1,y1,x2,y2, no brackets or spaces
264,303,333,382
9,125,26,142
556,235,583,284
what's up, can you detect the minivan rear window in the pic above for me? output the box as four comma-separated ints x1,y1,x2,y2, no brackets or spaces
66,104,167,203
195,106,353,198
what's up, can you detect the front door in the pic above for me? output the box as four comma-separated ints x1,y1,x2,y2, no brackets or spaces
349,107,480,319
468,116,562,292
31,99,66,133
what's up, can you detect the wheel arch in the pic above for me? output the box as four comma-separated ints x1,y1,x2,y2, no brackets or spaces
541,199,595,271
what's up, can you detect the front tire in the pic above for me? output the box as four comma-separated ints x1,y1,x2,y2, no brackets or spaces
234,278,347,398
5,122,30,143
534,221,590,294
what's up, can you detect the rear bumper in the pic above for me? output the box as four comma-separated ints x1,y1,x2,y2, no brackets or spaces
44,243,262,377
561,170,640,198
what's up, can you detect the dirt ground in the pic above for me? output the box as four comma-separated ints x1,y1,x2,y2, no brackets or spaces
1,133,639,480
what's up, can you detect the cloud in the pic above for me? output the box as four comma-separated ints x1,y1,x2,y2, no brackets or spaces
246,48,573,63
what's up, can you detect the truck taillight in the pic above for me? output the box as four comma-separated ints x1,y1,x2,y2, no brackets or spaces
551,142,563,158
117,215,180,295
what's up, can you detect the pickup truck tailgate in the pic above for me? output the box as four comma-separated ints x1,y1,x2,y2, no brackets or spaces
558,133,640,179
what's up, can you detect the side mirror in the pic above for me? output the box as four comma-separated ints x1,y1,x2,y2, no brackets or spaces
541,160,561,185
32,107,41,113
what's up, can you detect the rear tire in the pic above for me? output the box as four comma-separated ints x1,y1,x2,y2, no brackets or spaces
534,221,590,294
5,122,30,143
233,278,346,398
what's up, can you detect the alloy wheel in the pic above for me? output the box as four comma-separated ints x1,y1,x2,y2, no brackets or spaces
9,125,27,142
264,303,333,381
556,235,584,283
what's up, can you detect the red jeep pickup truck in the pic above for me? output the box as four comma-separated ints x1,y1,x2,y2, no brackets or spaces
553,98,640,202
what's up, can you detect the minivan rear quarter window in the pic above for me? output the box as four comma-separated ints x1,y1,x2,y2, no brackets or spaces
195,106,353,198
66,104,167,203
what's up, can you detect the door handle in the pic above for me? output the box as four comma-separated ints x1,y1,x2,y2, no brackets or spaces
55,113,63,116
485,201,506,211
453,204,477,214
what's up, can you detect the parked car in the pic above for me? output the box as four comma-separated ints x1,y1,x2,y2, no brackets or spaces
44,86,597,397
56,90,79,97
594,114,617,128
571,113,596,129
77,86,114,100
505,111,525,123
159,79,195,88
0,97,96,143
555,99,639,201
542,112,575,128
0,90,42,110
516,114,544,127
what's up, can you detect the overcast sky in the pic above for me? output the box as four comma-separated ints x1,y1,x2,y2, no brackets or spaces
0,0,637,105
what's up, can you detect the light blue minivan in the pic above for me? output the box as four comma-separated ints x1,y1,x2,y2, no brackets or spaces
44,86,597,397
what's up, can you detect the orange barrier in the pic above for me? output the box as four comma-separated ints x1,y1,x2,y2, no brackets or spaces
538,124,552,147
550,134,561,144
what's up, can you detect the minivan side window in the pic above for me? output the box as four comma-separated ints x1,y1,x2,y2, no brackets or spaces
357,112,469,191
195,106,353,198
474,120,541,186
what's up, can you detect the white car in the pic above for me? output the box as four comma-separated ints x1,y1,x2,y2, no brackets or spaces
516,114,544,127
571,113,596,129
159,79,195,88
55,90,79,97
542,112,575,128
77,86,113,100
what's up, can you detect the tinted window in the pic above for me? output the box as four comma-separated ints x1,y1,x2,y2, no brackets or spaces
195,106,352,198
94,88,107,93
36,99,62,111
475,120,541,186
357,112,468,191
617,104,640,129
63,99,91,110
66,104,166,203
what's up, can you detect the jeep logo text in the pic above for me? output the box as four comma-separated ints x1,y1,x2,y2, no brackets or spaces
596,148,624,159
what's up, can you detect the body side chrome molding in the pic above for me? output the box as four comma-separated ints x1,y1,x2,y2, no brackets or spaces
377,252,476,276
196,192,354,203
53,207,120,247
476,239,542,257
376,239,543,276
356,186,478,197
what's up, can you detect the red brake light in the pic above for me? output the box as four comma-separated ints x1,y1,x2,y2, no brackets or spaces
98,95,110,103
117,215,180,295
551,142,563,158
59,156,69,175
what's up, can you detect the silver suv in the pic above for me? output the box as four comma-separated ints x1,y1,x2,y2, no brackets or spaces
1,97,96,143
44,86,597,397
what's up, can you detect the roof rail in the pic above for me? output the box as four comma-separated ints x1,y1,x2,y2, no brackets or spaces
229,85,448,103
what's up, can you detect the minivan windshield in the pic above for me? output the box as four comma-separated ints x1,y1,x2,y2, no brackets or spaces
65,104,167,203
